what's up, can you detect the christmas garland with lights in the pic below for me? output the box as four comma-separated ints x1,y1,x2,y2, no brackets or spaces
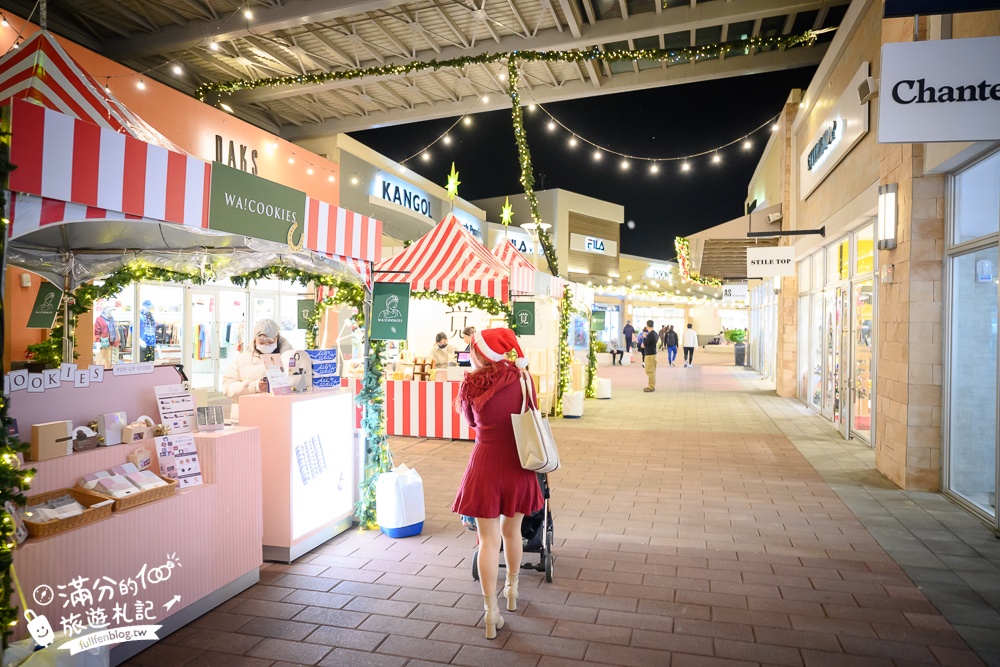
411,291,514,329
674,237,723,287
0,140,35,649
356,339,389,530
556,286,572,416
196,31,821,278
586,315,597,399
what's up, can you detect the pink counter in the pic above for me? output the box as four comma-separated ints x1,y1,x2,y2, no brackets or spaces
341,378,475,441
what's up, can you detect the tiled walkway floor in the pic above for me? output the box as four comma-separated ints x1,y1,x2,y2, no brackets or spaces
129,357,1000,666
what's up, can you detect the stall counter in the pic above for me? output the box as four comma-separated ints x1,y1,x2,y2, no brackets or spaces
341,378,476,440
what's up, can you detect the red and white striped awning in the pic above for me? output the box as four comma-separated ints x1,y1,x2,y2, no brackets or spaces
375,213,509,302
0,31,184,152
491,240,536,296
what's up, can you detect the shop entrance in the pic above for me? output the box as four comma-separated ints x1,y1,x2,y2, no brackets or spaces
850,280,874,443
822,285,850,436
187,289,247,390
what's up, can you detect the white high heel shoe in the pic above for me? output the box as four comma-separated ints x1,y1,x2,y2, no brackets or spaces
503,572,519,612
483,594,504,640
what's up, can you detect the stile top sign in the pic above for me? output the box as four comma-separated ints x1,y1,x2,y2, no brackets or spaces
746,247,795,278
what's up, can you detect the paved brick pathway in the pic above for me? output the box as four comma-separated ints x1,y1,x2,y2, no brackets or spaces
128,358,990,667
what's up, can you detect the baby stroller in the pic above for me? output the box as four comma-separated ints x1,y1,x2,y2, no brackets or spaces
472,473,554,583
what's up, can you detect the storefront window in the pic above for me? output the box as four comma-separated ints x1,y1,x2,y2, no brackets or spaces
138,285,183,366
827,239,849,283
798,296,810,400
810,293,823,408
953,151,1000,246
852,280,874,439
92,291,133,368
948,247,998,516
812,251,824,291
798,256,811,293
855,225,875,275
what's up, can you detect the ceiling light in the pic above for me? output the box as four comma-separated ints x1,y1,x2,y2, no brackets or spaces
244,9,252,19
498,72,506,81
743,139,752,150
712,153,721,163
351,176,359,185
443,135,451,145
209,41,220,51
569,137,577,147
627,275,632,280
620,160,629,170
528,104,535,111
650,163,659,174
593,150,601,161
220,102,234,113
271,141,278,150
328,175,335,182
12,38,19,49
463,117,472,126
482,95,490,103
307,168,314,175
104,85,110,93
172,64,183,75
771,123,779,132
288,157,295,164
136,79,146,90
681,161,690,172
421,152,430,161
548,121,556,131
1,16,9,28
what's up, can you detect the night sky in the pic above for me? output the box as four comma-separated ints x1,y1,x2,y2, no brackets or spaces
351,65,817,262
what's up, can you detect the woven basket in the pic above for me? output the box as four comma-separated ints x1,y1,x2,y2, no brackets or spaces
23,487,113,538
85,474,178,512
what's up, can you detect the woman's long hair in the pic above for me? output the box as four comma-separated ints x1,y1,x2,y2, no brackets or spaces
457,345,523,412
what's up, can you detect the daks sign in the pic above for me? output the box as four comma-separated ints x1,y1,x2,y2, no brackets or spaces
879,36,1000,143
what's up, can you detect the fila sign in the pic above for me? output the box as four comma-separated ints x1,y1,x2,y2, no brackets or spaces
569,233,618,256
879,36,1000,143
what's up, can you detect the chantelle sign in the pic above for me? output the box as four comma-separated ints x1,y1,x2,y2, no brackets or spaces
799,63,869,199
879,36,1000,143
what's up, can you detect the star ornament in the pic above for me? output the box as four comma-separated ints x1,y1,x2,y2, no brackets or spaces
445,162,461,201
500,197,514,226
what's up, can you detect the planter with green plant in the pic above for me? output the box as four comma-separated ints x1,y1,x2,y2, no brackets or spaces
726,329,747,366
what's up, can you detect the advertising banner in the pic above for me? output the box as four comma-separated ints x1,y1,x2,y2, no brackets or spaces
512,301,536,336
370,283,410,340
208,162,307,246
747,247,795,278
722,284,749,303
26,282,62,329
591,310,606,331
879,36,1000,143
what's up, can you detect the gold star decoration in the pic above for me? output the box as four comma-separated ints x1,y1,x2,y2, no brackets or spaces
445,162,461,201
500,196,514,226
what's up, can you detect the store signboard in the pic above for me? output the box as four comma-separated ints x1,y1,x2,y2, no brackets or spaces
370,283,410,340
591,310,606,331
800,63,869,198
452,208,484,241
569,233,618,256
747,247,795,278
372,171,433,218
722,284,748,303
26,282,62,329
208,162,307,246
512,301,536,336
297,299,316,330
504,232,535,254
646,264,672,280
879,37,1000,143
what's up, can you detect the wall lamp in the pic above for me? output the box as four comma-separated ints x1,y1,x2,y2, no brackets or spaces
877,183,898,250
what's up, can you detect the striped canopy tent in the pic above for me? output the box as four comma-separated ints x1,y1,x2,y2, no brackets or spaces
375,213,509,303
490,239,535,296
0,33,380,289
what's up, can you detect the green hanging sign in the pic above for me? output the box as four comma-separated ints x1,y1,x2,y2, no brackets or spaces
26,282,62,329
297,299,316,330
370,283,410,341
208,162,307,247
512,301,535,336
591,310,605,331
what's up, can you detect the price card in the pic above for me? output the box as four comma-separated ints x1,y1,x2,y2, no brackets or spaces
155,433,202,487
154,384,195,434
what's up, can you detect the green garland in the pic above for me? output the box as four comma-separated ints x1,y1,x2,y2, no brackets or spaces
674,237,723,287
556,286,571,417
586,316,597,399
356,339,389,530
195,32,821,279
0,139,34,650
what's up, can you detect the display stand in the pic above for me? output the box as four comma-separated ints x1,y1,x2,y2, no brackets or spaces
7,368,262,665
240,390,356,563
411,358,432,381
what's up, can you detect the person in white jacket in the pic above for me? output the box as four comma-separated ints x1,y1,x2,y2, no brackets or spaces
221,318,294,422
682,323,699,368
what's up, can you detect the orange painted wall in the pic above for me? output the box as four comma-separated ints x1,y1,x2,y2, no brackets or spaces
0,17,339,204
4,268,51,367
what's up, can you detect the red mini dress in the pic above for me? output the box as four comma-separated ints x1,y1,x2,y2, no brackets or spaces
452,366,544,519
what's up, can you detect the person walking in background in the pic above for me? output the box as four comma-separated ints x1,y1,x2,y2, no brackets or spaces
683,323,699,367
665,325,679,367
608,337,624,365
642,320,658,392
452,329,543,640
658,326,667,351
637,327,646,367
623,321,635,353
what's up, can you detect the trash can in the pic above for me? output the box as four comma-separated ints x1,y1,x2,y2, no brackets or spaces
734,342,746,367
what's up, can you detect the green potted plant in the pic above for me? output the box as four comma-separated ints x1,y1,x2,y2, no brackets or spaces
725,329,747,366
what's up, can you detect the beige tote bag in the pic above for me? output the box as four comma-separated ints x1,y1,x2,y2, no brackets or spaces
511,371,560,473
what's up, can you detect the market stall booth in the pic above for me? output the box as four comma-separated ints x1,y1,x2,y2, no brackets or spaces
342,213,509,440
0,31,381,660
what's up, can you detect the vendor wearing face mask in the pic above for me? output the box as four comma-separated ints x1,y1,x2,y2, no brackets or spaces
429,331,456,369
221,318,294,421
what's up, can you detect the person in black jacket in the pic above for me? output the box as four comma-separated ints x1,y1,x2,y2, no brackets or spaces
642,320,657,392
622,321,635,352
665,325,679,367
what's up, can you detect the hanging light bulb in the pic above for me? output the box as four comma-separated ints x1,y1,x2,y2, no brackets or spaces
328,175,335,182
244,8,253,19
463,117,472,126
482,95,490,103
712,152,721,164
307,167,314,175
548,121,556,131
443,134,452,145
220,102,234,113
498,72,507,81
527,104,535,111
288,157,295,164
569,136,578,148
681,161,690,172
350,176,359,185
593,150,602,161
650,163,659,174
136,79,146,90
771,123,779,132
172,64,183,75
209,41,220,51
743,138,752,150
421,151,430,161
1,15,9,28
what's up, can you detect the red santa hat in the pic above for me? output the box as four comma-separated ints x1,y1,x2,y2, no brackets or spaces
472,328,529,369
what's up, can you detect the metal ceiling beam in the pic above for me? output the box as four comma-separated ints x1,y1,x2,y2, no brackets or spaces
101,0,412,59
556,0,582,38
279,42,827,138
228,0,839,104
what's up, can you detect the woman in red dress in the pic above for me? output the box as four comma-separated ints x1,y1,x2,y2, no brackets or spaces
452,328,543,639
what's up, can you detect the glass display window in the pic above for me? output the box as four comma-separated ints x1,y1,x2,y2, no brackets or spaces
852,280,874,441
798,256,811,293
827,238,850,284
91,290,133,368
810,293,823,408
855,224,875,275
798,295,810,400
138,284,183,366
953,150,1000,246
812,251,824,290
